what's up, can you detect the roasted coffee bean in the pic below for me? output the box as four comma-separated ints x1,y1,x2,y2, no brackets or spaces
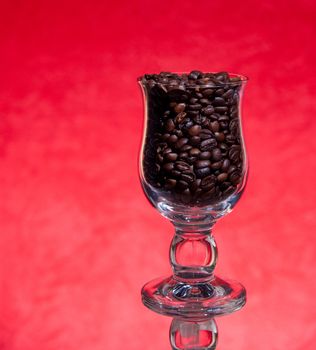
163,162,174,172
210,121,220,132
195,160,211,168
195,92,203,98
188,70,203,80
186,110,199,117
223,89,234,99
188,125,202,136
161,133,170,141
212,148,222,161
195,167,211,178
188,104,202,111
190,97,199,104
213,97,226,106
200,129,213,140
202,106,215,115
174,103,186,113
170,170,181,178
199,151,212,160
214,132,225,142
190,179,201,192
201,175,216,190
175,112,187,124
179,152,189,160
157,154,163,163
177,180,189,190
229,171,241,184
162,147,173,155
229,148,240,163
222,159,230,172
223,186,235,196
180,145,192,153
175,161,191,171
181,189,191,203
217,173,228,182
211,161,222,170
202,89,214,97
200,138,217,151
175,137,189,149
168,134,178,143
200,187,216,200
228,165,237,174
188,137,199,147
165,179,177,189
190,148,201,156
166,119,175,132
200,98,210,105
214,106,228,114
167,88,188,102
214,89,225,96
180,171,195,183
165,152,178,161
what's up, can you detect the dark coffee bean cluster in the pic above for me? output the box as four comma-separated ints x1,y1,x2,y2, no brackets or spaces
141,71,245,206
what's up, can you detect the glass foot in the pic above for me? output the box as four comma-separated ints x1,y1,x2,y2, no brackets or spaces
142,275,246,319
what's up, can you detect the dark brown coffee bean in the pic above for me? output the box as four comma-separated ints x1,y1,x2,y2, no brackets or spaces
212,148,222,161
168,134,178,143
211,161,222,170
228,165,237,174
223,89,234,99
202,89,214,97
195,92,203,98
167,89,188,102
210,121,220,132
161,133,170,141
214,89,225,96
175,112,187,124
178,142,189,150
214,106,228,114
165,153,178,161
195,160,211,168
199,151,211,160
214,132,225,142
200,187,216,200
175,161,191,171
199,129,213,140
195,167,211,178
188,70,202,80
163,162,174,172
223,186,236,196
190,148,201,156
190,136,201,146
166,119,175,132
229,148,240,163
174,103,186,113
175,138,189,149
190,178,201,192
188,125,202,136
177,180,189,190
213,97,226,106
200,138,217,151
217,173,228,182
201,175,216,190
222,159,230,172
170,170,181,178
162,147,173,155
229,171,241,184
202,106,215,115
179,152,189,160
164,179,177,189
189,97,198,104
187,110,199,117
180,172,195,183
215,71,229,82
200,98,210,105
226,134,236,144
188,104,202,111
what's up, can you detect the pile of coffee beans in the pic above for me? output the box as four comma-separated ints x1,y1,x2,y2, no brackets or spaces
141,71,245,206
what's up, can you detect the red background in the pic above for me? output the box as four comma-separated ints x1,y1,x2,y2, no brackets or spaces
0,0,315,349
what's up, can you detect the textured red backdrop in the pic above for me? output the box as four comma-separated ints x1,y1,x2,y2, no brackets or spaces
0,0,315,349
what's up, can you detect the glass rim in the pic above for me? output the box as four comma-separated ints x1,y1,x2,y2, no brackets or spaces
137,72,248,88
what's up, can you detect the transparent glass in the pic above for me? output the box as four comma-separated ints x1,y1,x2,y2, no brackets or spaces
138,71,248,349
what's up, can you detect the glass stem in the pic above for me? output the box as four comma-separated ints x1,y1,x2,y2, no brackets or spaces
170,318,218,350
170,225,218,283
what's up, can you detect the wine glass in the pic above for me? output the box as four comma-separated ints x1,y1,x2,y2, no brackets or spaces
138,71,248,349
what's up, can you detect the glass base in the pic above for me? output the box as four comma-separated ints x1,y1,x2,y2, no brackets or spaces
142,275,246,320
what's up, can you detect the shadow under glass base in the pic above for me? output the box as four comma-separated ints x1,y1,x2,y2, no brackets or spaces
142,275,246,320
